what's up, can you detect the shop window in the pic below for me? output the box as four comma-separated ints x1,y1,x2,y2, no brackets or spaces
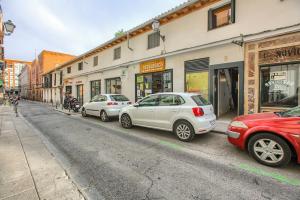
78,62,83,71
67,67,71,74
136,70,173,101
260,63,300,108
148,32,160,49
106,77,121,94
114,47,121,60
90,80,101,99
208,0,235,30
185,58,209,100
93,56,98,66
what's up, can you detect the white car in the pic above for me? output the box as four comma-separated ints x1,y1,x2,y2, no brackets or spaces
81,94,131,121
119,93,216,141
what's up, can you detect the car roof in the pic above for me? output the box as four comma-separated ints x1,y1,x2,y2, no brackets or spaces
150,92,200,97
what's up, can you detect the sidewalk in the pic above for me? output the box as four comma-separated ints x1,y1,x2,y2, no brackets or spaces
0,105,84,200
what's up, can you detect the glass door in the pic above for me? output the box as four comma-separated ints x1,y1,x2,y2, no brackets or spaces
76,84,84,106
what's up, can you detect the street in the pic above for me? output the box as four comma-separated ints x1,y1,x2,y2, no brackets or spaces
17,101,300,200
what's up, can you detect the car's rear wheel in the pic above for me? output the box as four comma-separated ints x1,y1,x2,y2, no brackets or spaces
174,120,195,142
120,114,133,129
248,133,291,167
100,111,109,122
81,108,87,117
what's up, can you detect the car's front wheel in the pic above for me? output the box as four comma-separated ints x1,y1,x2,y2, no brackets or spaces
174,120,195,142
120,114,133,129
248,133,291,167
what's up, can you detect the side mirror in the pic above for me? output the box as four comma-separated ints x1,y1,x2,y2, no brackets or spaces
133,103,139,107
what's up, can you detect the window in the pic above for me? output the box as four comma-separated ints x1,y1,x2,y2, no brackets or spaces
98,95,107,102
208,0,235,30
148,32,160,49
185,58,209,100
159,94,185,106
90,80,101,99
60,71,63,85
114,47,121,60
78,62,83,71
106,77,121,94
66,86,72,94
139,95,159,107
110,95,129,102
67,67,71,74
91,95,100,102
260,63,300,108
54,73,56,86
93,56,98,66
191,95,210,106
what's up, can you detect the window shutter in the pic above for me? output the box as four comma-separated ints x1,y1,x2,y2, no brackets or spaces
185,58,209,72
208,9,213,30
231,0,236,23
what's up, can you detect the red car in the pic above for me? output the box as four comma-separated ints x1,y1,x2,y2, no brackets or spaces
227,106,300,167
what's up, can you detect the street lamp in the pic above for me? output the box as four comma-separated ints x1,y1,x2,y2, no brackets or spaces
151,19,165,42
4,20,16,36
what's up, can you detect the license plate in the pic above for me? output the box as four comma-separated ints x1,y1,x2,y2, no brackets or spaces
210,120,216,126
76,105,80,108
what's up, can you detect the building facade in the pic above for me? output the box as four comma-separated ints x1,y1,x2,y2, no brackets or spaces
0,5,5,98
18,63,31,98
48,0,300,118
29,50,75,103
3,59,31,94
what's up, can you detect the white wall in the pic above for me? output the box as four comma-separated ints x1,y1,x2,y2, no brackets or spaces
61,0,300,104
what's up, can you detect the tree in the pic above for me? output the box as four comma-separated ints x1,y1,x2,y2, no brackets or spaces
115,29,125,38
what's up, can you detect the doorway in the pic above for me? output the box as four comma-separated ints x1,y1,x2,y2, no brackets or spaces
217,68,239,119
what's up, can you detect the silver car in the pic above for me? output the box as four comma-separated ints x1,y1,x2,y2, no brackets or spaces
119,93,216,142
81,94,131,121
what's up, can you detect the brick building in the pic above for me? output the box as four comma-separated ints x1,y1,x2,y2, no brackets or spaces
29,50,75,101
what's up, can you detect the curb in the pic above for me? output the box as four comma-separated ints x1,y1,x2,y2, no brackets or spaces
53,108,71,115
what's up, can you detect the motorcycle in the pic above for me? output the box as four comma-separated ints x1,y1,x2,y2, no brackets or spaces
70,98,81,112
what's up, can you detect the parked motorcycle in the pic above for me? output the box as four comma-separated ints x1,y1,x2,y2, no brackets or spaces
70,98,81,112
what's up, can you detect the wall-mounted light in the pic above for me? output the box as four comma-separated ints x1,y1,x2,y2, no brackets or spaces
151,19,165,42
232,34,244,47
4,20,16,36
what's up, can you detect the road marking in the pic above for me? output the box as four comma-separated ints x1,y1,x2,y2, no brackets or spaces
237,163,300,186
159,140,183,150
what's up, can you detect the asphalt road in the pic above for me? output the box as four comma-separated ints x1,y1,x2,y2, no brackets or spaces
18,101,300,200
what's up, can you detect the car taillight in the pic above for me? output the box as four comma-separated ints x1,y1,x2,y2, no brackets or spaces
107,102,118,105
127,102,132,104
192,107,204,117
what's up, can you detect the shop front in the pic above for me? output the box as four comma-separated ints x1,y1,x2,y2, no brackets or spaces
135,58,172,101
245,32,300,114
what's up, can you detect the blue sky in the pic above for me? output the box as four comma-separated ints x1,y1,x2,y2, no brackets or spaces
2,0,187,61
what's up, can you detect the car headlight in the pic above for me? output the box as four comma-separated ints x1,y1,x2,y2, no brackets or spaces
230,121,248,129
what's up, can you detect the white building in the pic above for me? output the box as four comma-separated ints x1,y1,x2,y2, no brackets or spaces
18,64,31,98
44,0,300,118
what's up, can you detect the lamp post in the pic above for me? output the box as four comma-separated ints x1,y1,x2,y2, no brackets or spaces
152,19,166,54
151,19,165,42
4,20,16,36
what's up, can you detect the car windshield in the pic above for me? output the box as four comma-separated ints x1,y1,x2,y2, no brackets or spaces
110,95,129,101
280,106,300,117
191,95,210,106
